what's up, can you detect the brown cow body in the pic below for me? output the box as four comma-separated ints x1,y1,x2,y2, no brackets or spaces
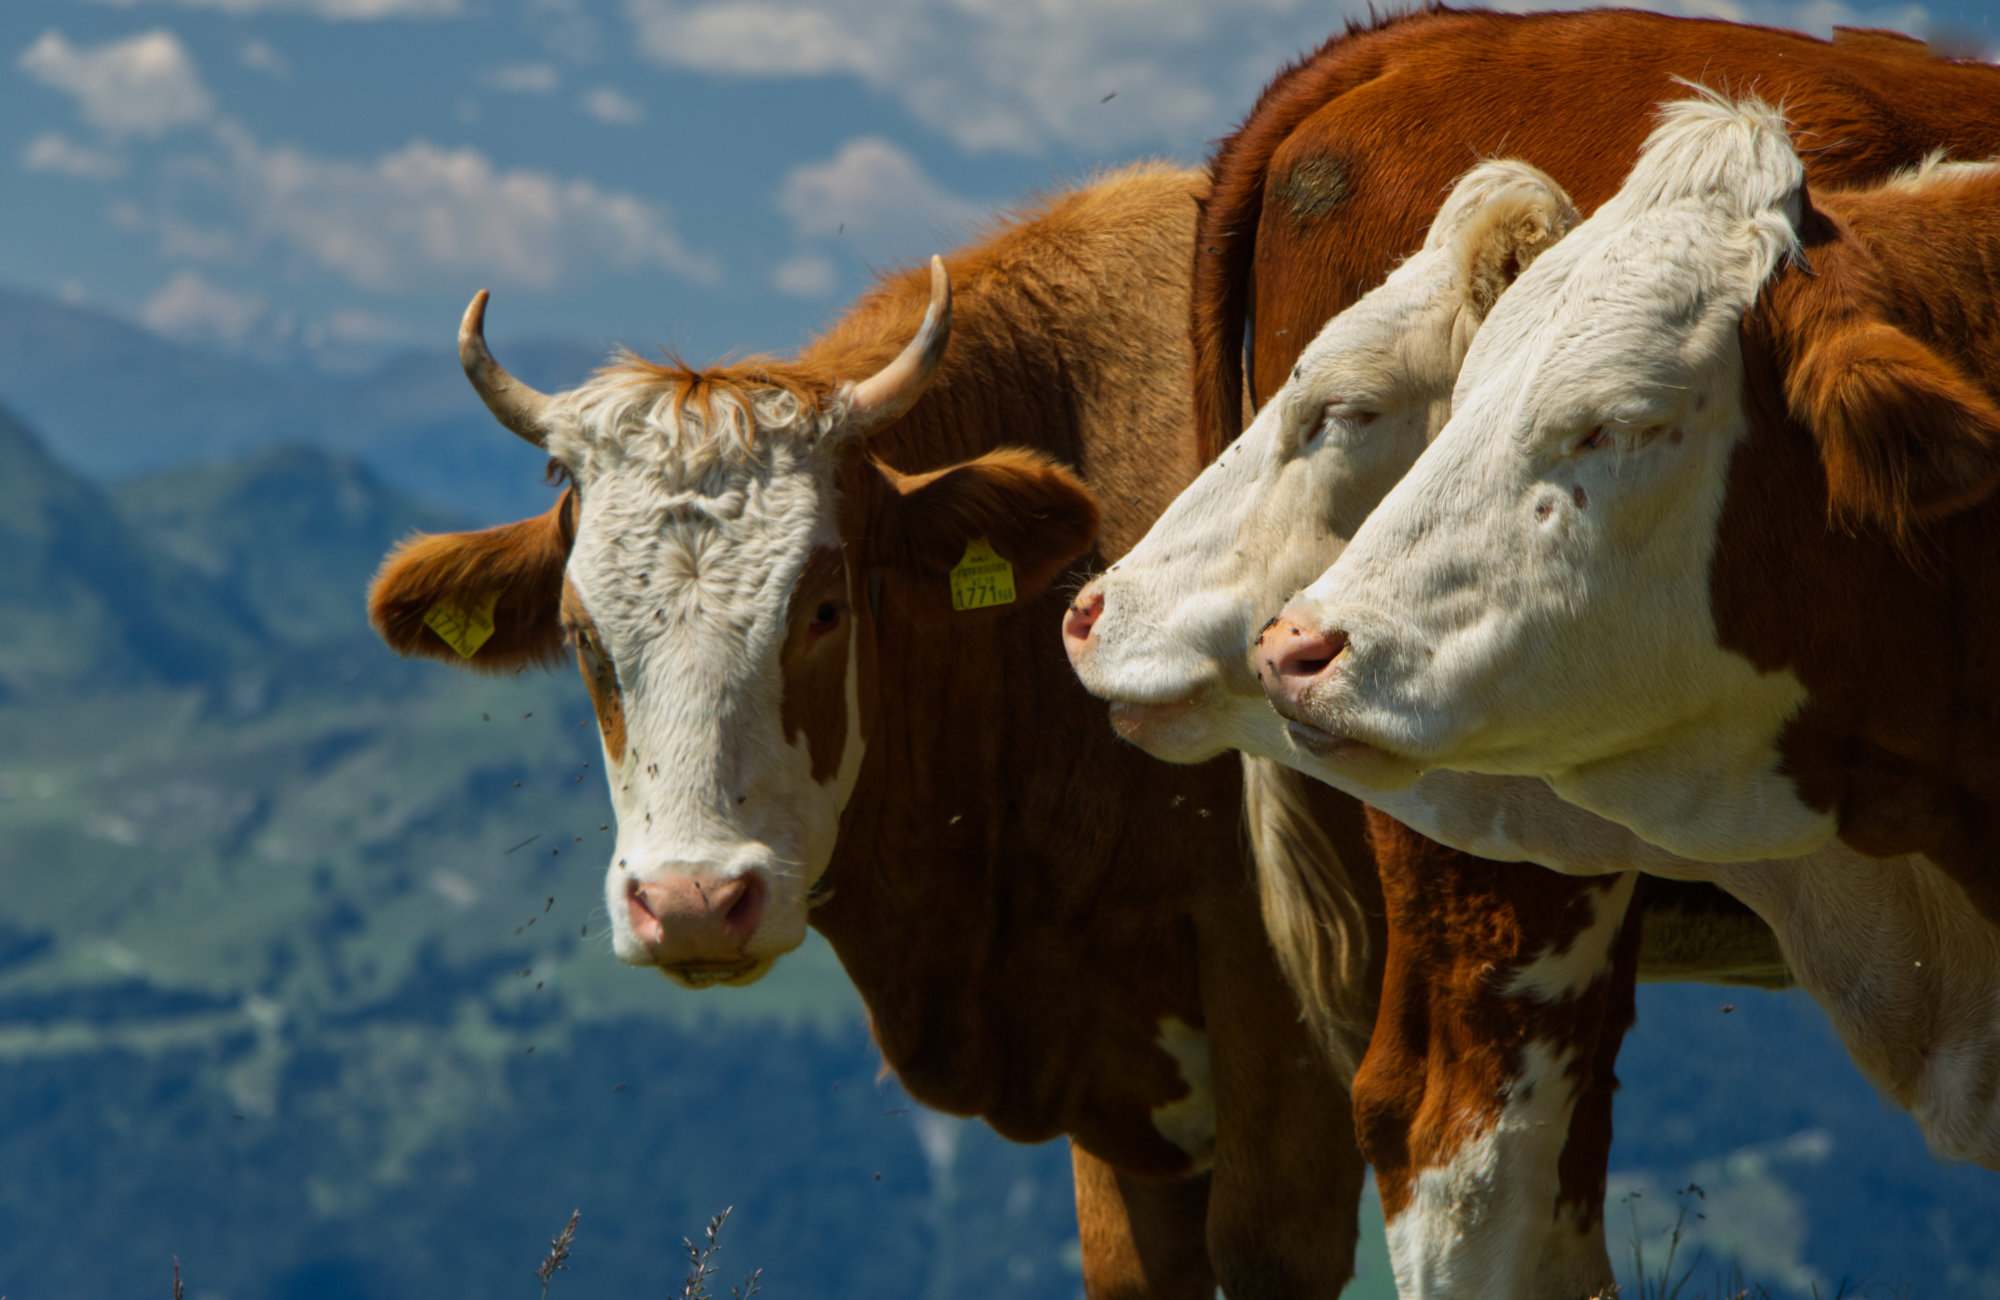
1167,9,2000,1295
376,168,1378,1298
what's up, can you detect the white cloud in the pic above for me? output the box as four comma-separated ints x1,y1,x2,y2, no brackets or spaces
581,86,645,124
777,136,985,259
484,62,560,94
770,252,836,297
623,0,1299,154
142,269,269,343
199,123,718,291
19,28,215,138
624,0,1967,156
240,38,291,78
82,0,462,19
21,131,126,180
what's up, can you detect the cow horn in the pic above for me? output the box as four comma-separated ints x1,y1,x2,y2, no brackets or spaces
459,290,553,449
846,255,952,436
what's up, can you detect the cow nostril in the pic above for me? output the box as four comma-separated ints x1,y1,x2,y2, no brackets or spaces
718,872,766,938
1272,629,1349,681
1062,589,1106,650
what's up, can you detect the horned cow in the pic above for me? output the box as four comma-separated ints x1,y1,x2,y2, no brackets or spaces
372,167,1381,1299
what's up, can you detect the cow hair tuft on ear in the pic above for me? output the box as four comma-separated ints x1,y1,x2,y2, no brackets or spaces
868,447,1100,619
369,490,576,672
1434,160,1580,321
1788,321,2000,537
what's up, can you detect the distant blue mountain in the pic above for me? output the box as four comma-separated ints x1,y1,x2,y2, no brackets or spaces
0,282,601,524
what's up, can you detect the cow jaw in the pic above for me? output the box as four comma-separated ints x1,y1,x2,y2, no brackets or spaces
1273,93,1838,861
560,437,866,984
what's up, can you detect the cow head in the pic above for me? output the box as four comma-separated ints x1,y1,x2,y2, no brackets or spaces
1064,159,1576,768
371,260,1098,986
1257,91,2000,863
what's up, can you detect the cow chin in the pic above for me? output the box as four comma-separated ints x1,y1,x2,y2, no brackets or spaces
1107,691,1230,764
659,956,777,990
1278,716,1427,792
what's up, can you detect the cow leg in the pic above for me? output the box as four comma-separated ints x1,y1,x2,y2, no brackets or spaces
1196,779,1380,1300
1355,812,1638,1300
1071,1144,1216,1300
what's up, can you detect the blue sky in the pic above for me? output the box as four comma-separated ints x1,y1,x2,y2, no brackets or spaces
3,0,1989,370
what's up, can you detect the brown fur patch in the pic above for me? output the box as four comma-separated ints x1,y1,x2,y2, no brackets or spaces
561,580,627,763
777,546,851,785
1716,163,2000,921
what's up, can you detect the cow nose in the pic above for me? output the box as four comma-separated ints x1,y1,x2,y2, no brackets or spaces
1062,587,1105,664
1254,620,1349,716
624,871,767,964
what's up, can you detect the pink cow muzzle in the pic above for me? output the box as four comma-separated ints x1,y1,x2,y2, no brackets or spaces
622,870,768,985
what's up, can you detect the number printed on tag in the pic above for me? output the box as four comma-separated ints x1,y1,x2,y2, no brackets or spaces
948,537,1016,612
424,590,502,658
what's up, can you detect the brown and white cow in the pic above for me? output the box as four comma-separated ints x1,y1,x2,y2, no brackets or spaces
1269,90,2000,898
1067,155,1792,1297
371,167,1383,1299
1071,12,2000,1290
1242,96,2000,1167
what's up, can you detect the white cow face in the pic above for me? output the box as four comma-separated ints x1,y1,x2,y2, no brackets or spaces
1065,160,1576,766
368,267,953,988
1260,93,1836,862
374,264,1100,988
553,402,864,985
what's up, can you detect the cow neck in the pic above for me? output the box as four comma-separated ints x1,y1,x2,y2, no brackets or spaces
1721,184,2000,921
799,175,1269,1165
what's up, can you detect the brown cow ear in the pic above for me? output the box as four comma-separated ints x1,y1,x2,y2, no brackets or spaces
369,489,576,671
1788,320,2000,532
866,447,1100,620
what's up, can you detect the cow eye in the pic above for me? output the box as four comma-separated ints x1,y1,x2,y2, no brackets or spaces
810,602,841,631
1577,426,1611,453
1308,401,1376,447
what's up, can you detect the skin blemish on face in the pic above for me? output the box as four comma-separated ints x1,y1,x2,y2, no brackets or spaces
1536,499,1555,521
1572,485,1587,509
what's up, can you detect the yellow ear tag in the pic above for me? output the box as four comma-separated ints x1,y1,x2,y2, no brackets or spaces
949,536,1016,612
423,590,502,658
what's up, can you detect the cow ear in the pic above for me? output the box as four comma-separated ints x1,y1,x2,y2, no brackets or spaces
866,447,1100,620
369,489,576,671
1787,320,2000,532
1442,162,1579,321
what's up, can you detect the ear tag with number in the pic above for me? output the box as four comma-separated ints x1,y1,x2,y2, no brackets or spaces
949,537,1016,612
424,590,502,658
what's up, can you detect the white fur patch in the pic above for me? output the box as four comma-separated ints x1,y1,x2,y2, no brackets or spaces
1384,1039,1612,1299
1149,1016,1216,1166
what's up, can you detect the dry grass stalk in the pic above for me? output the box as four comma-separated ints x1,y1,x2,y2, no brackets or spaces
534,1208,580,1297
679,1206,762,1300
